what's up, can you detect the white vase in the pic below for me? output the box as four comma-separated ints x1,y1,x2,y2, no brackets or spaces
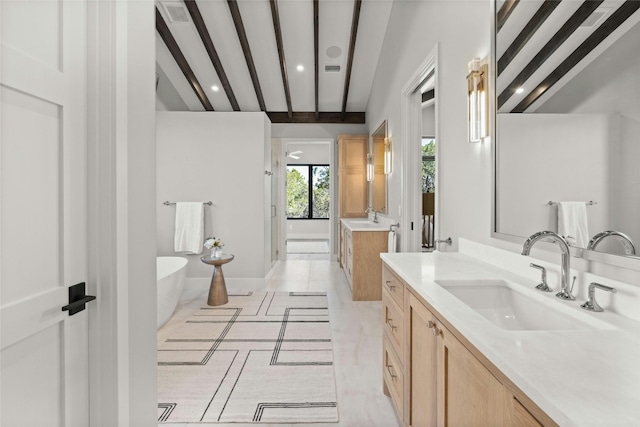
211,248,221,258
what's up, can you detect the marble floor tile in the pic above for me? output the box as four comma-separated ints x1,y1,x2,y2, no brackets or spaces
159,259,400,427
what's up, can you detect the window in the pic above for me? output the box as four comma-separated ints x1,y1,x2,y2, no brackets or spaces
422,137,436,193
286,164,330,219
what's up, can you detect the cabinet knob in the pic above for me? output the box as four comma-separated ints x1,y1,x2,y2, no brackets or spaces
427,321,442,336
386,281,396,290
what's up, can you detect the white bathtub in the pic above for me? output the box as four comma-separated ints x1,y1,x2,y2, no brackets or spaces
157,256,188,329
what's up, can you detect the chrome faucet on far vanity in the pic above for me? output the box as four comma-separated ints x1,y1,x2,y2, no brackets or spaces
522,231,575,300
587,230,636,255
365,207,379,223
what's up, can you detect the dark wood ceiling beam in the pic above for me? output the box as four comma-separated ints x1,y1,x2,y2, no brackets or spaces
497,0,520,32
269,0,293,118
498,0,605,108
314,0,320,120
498,0,562,75
184,0,239,111
421,89,435,103
341,0,362,121
227,0,267,111
267,111,365,124
512,1,640,113
156,7,214,111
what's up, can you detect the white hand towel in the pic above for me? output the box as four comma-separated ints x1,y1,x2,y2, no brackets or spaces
558,202,589,248
387,230,397,253
174,202,204,254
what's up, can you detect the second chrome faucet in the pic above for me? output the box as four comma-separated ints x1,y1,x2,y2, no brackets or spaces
522,231,575,300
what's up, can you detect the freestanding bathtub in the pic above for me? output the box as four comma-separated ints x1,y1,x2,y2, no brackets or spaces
157,256,188,329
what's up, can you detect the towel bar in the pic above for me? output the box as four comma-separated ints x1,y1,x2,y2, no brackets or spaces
164,201,213,206
547,201,596,206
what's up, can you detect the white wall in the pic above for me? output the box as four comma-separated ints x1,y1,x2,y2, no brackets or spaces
422,104,435,136
285,142,331,240
496,114,610,242
156,112,271,280
272,123,367,139
366,0,491,251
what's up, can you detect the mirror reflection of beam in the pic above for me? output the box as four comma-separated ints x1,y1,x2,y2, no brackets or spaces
497,0,605,109
511,1,640,113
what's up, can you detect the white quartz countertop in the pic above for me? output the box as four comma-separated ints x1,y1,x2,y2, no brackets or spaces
380,251,640,427
340,218,389,232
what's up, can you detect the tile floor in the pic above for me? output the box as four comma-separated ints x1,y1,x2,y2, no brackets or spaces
159,259,401,427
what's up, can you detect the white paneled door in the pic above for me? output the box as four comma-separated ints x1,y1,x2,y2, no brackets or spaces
1,1,91,426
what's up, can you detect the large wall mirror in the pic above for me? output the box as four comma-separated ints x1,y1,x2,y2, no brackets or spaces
371,121,388,214
493,1,640,263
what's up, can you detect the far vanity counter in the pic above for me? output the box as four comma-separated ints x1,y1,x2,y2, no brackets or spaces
380,240,640,426
339,218,389,300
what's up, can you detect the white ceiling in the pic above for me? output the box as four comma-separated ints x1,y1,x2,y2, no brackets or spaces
155,0,394,115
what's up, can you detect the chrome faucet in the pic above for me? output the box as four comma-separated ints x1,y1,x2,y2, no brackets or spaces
366,207,379,223
587,230,636,255
522,231,575,300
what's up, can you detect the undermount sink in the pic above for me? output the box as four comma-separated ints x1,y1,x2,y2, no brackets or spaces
435,279,612,331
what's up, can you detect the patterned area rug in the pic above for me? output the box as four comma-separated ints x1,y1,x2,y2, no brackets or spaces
157,292,338,423
286,240,330,254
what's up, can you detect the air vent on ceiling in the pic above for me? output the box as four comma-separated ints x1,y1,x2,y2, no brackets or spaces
580,8,610,28
162,2,190,23
324,64,341,73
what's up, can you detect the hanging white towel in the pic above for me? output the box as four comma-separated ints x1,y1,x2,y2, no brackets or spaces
174,202,204,254
558,202,589,248
387,230,397,253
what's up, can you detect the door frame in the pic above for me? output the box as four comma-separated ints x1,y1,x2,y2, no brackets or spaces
400,44,439,252
86,0,157,425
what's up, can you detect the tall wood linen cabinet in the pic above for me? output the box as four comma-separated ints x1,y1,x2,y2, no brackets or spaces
338,134,368,218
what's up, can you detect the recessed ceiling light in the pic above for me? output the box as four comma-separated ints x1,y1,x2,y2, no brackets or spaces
296,65,304,72
515,87,525,94
211,85,220,92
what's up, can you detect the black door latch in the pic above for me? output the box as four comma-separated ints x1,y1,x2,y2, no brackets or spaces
61,282,96,316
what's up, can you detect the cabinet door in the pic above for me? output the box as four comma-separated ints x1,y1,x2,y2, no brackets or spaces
437,323,509,427
338,135,368,217
408,294,438,426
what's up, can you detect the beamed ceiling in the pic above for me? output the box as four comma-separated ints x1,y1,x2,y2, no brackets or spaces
155,0,393,123
156,0,640,122
496,0,640,113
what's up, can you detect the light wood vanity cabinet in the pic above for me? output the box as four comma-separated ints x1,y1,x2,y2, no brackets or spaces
341,224,387,300
382,268,406,420
338,134,368,218
344,228,388,301
382,265,556,427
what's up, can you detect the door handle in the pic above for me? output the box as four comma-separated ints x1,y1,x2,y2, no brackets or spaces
61,282,96,316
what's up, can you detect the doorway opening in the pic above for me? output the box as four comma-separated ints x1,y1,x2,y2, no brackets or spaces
282,140,333,261
400,44,439,252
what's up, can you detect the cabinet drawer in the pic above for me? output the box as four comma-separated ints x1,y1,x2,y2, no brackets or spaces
383,294,404,360
383,267,404,311
383,337,404,417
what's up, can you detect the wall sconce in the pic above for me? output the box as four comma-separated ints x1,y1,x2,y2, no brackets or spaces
467,58,488,143
366,153,373,182
384,138,392,174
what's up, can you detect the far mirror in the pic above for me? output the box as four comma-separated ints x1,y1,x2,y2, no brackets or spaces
371,121,388,214
493,1,640,260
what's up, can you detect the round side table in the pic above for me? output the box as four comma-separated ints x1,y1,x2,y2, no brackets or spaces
200,253,235,306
